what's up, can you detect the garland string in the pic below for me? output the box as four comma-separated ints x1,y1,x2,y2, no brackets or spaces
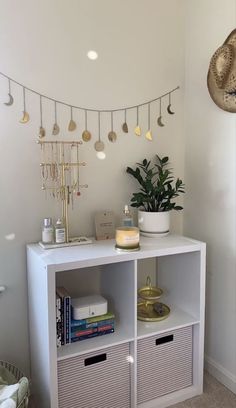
0,71,179,113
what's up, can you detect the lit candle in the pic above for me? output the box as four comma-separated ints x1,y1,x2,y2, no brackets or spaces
115,227,140,251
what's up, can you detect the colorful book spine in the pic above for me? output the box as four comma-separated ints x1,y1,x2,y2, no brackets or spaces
56,287,71,345
71,312,115,328
72,323,115,338
56,294,62,347
65,296,71,344
71,318,115,331
71,328,114,343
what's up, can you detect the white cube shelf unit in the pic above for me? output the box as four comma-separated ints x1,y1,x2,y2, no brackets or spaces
27,234,206,408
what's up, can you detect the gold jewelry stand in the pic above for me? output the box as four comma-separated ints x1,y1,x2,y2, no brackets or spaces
37,140,91,248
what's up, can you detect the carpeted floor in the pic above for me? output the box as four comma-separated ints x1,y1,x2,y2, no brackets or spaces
171,372,236,408
29,372,236,407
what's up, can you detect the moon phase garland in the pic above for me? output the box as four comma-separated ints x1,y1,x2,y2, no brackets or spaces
94,111,105,152
145,103,152,141
157,98,165,127
108,111,117,143
68,106,77,131
167,92,175,114
122,109,128,133
134,106,141,136
52,101,60,135
82,110,92,142
4,78,14,106
19,87,30,123
0,71,179,153
39,95,46,138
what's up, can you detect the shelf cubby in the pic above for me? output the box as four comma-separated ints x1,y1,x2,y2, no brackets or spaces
56,260,136,359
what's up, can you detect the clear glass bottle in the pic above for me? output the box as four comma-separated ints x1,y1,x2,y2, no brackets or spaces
122,205,133,227
42,218,54,244
55,218,66,244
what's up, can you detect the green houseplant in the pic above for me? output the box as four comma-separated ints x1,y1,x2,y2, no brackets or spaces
126,155,185,236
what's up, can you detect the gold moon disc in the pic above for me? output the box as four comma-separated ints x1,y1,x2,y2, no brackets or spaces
94,140,105,152
68,119,77,131
82,130,92,142
145,130,153,141
52,123,60,135
19,111,30,124
134,125,141,136
39,126,46,138
122,122,128,133
108,131,117,142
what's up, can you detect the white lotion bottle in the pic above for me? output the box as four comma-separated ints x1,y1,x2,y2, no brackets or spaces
55,218,66,243
42,218,54,244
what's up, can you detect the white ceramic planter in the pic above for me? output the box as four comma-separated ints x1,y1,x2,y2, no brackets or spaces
138,210,170,237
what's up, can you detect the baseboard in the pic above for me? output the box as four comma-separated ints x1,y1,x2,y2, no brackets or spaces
205,355,236,394
138,385,201,408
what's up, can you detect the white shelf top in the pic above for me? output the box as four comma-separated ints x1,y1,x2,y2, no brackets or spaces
137,306,200,340
27,234,205,272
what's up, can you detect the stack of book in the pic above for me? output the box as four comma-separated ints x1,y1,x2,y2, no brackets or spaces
56,286,71,347
56,288,116,347
71,312,115,343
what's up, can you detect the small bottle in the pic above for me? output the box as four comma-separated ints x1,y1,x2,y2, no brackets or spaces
122,205,133,227
55,218,66,244
42,218,54,244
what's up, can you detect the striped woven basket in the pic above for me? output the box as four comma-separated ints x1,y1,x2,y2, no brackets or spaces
0,361,29,408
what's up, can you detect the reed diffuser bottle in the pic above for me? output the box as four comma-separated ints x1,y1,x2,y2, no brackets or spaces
122,205,133,227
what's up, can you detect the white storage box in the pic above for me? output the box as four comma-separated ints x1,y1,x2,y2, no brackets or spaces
71,295,107,320
58,343,131,408
137,326,193,404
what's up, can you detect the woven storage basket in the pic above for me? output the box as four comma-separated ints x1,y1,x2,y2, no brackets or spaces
0,361,29,408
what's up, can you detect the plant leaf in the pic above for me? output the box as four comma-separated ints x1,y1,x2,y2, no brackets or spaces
126,155,185,212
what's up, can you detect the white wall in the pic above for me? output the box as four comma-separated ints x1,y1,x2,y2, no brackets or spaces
184,0,236,392
0,0,185,373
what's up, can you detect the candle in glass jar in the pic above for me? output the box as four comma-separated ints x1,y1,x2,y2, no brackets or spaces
115,227,140,250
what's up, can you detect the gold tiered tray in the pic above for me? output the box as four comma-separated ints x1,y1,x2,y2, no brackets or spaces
138,276,163,300
137,276,170,322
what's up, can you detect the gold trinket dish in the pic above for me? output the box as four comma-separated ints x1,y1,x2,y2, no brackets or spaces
137,301,170,322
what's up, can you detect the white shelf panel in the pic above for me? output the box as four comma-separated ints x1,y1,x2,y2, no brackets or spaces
137,306,199,340
57,326,134,360
27,234,206,408
27,234,204,272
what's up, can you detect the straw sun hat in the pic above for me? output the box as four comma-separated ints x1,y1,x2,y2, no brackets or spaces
207,29,236,112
